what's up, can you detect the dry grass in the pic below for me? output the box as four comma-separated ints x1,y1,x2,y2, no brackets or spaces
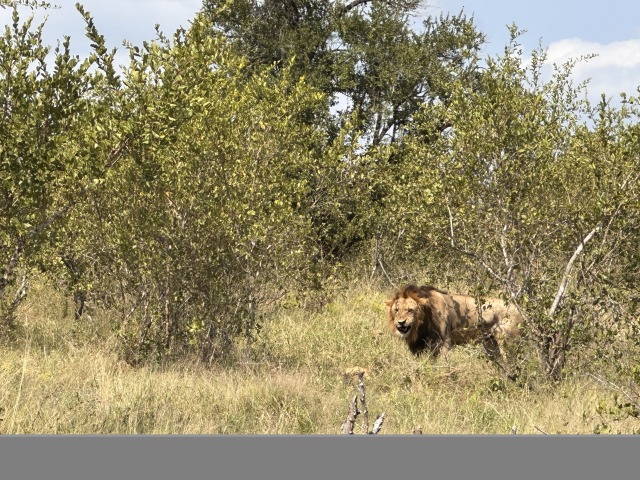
1,279,638,434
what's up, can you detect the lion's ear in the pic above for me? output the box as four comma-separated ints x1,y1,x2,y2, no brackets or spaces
384,299,393,307
416,297,429,306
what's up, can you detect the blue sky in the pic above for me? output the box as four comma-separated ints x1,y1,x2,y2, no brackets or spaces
3,0,640,103
430,0,640,102
431,0,640,47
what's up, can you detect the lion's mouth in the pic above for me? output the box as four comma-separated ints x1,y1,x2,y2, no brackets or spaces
396,324,410,335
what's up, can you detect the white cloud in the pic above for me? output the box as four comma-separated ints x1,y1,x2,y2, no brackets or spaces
544,38,640,100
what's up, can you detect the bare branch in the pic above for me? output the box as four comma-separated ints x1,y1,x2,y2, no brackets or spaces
357,372,369,433
377,258,396,289
500,222,514,280
447,203,510,285
341,395,359,434
548,223,601,318
371,413,385,434
446,204,455,247
10,273,29,312
340,373,385,434
456,247,509,286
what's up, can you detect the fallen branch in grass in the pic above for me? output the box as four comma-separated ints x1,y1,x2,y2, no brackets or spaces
341,395,359,434
371,413,385,434
341,372,385,434
357,371,369,432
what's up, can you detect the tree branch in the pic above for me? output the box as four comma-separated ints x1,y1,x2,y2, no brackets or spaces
446,204,507,283
341,395,359,434
446,205,529,323
446,203,455,247
340,0,372,14
370,413,385,434
500,221,515,281
548,223,601,318
357,371,369,433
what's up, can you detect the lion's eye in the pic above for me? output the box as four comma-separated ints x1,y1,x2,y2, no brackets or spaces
407,308,414,313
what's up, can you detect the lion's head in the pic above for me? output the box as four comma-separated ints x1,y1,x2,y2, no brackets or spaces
387,294,425,337
386,285,444,354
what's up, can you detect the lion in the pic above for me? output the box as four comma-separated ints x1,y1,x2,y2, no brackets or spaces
478,297,522,343
386,284,522,357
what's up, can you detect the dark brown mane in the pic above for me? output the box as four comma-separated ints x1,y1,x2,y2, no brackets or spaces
386,284,446,355
393,284,448,300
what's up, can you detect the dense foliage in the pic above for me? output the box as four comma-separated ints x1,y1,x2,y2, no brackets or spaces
1,1,638,380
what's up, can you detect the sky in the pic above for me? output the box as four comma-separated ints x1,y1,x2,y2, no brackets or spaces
2,0,640,104
429,0,640,103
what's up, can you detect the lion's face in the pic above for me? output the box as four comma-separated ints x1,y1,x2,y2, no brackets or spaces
387,296,425,338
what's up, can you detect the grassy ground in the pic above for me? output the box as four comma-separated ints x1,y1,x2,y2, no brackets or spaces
1,279,638,434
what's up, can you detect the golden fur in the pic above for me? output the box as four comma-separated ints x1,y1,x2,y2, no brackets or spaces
386,284,522,356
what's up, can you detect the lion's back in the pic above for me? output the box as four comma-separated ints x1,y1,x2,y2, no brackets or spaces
449,293,481,328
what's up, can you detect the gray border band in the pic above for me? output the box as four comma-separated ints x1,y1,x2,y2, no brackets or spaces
1,435,638,480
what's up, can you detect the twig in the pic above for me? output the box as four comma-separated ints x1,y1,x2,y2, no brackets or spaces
377,258,396,289
533,425,548,435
